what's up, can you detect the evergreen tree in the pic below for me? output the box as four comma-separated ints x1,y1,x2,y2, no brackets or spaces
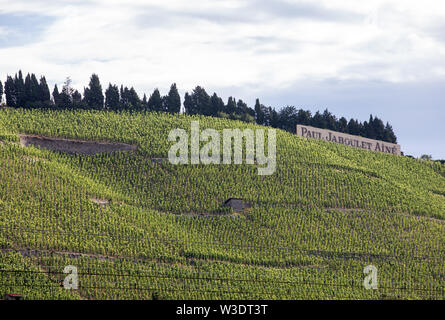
278,106,298,132
52,84,60,109
338,117,348,133
105,84,120,111
383,122,397,143
59,77,74,109
322,109,337,131
83,74,104,110
141,94,148,111
268,107,279,128
30,74,40,105
372,116,385,141
225,96,237,115
192,86,211,116
72,90,83,108
211,93,225,117
0,80,3,104
39,76,51,107
364,115,376,139
24,73,32,108
147,88,163,112
119,86,141,111
14,71,25,107
347,119,360,136
128,87,141,111
296,109,311,125
165,83,181,113
5,76,17,107
254,99,265,125
311,111,325,128
183,92,193,115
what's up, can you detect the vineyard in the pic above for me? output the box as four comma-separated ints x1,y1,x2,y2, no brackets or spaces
0,108,444,300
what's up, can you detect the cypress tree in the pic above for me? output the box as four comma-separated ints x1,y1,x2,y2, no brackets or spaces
83,74,104,110
128,87,141,111
183,92,193,115
0,80,3,104
57,77,74,109
254,98,265,125
165,83,181,113
4,76,17,107
39,77,50,101
142,94,148,111
338,117,348,133
24,73,32,108
296,109,311,126
384,122,397,143
14,71,25,107
225,97,236,115
52,84,60,109
211,93,225,116
39,76,52,108
72,90,82,108
105,84,120,111
30,74,40,105
147,88,163,112
188,86,211,116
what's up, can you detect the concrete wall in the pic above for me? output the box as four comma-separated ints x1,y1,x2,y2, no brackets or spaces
296,125,401,155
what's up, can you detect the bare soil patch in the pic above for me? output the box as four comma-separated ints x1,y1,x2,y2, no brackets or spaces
19,134,137,155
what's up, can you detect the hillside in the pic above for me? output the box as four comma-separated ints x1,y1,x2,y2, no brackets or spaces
0,108,444,300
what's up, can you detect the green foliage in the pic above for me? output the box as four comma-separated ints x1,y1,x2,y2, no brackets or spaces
0,108,443,300
83,74,104,110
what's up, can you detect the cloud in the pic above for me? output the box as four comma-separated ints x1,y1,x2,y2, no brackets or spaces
0,13,56,48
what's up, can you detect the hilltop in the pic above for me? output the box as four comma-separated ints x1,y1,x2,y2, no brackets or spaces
0,108,444,300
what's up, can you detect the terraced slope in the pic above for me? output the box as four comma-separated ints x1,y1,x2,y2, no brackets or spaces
0,108,444,300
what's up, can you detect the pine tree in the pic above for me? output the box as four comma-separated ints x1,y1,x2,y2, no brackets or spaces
165,83,181,113
83,74,104,110
105,84,120,111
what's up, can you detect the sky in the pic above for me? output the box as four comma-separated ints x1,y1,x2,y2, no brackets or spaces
0,0,444,158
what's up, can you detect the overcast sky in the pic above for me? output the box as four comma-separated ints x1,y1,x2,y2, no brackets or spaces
0,0,444,158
